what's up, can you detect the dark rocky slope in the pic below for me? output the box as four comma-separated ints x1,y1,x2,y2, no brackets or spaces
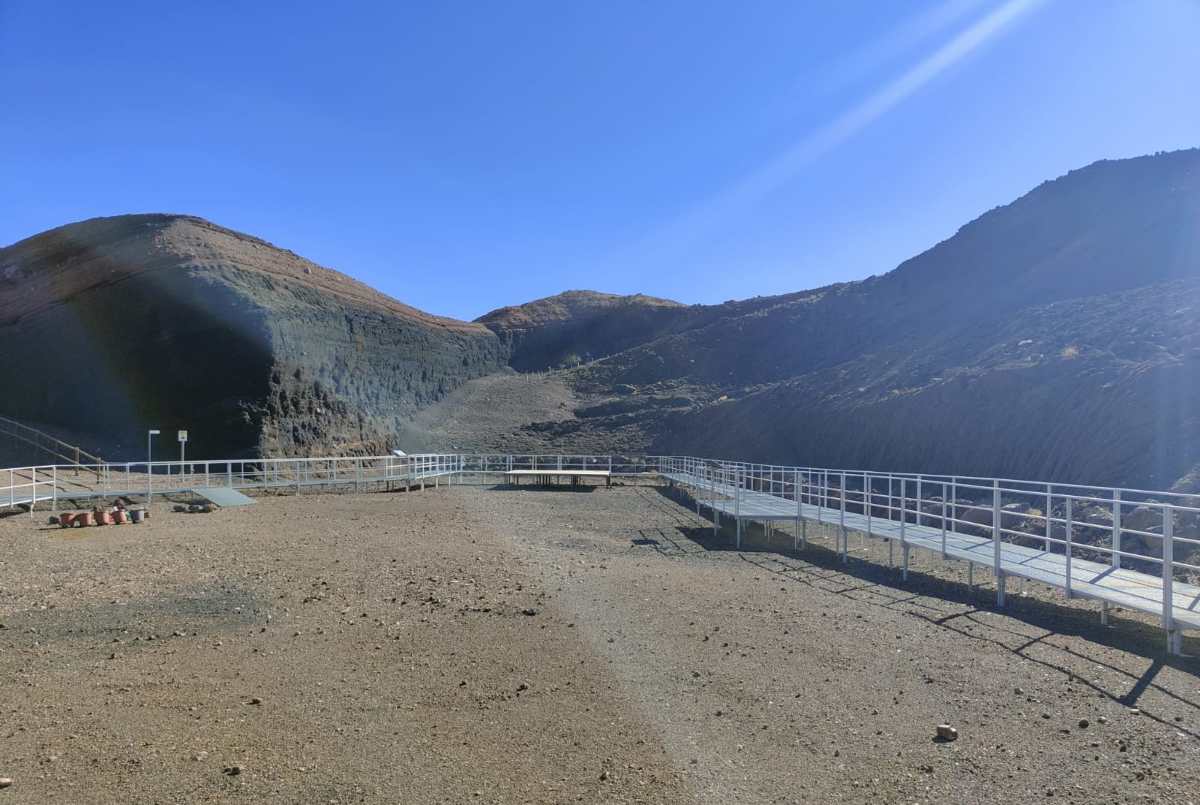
517,149,1200,490
477,290,689,371
0,214,505,459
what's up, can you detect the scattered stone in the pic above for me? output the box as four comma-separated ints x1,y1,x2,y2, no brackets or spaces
1078,718,1089,729
1098,716,1107,724
599,770,609,781
936,724,958,742
248,697,263,706
222,765,242,776
1128,708,1140,715
0,778,10,789
516,682,529,692
521,608,537,616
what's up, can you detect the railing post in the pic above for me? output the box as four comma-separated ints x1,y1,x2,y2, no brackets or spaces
940,480,948,558
899,477,908,579
794,469,801,551
865,472,872,534
993,479,1004,607
1045,484,1053,553
839,471,847,563
1162,505,1176,653
1112,490,1121,570
734,468,742,549
52,465,57,511
1064,497,1073,598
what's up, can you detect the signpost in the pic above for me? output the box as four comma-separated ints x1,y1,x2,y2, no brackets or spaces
178,430,188,470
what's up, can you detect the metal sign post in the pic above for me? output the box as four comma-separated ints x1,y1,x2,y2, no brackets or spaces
178,430,188,470
147,429,160,502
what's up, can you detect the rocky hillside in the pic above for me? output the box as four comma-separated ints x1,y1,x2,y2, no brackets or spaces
2,149,1198,492
0,214,505,459
477,290,689,371
500,149,1200,490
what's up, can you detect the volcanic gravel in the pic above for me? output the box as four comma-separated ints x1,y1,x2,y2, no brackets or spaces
1,483,1198,803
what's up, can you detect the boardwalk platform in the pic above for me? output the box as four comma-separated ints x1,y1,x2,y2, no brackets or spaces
506,469,611,487
663,470,1200,643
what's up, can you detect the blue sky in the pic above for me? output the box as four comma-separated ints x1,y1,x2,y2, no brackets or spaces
2,1,1198,320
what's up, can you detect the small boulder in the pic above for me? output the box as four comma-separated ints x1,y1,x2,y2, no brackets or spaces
935,724,958,742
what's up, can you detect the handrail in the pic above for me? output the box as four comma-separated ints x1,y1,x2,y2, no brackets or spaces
0,415,104,466
5,452,1196,654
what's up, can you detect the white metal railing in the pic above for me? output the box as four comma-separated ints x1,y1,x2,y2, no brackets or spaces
653,455,1200,652
5,452,1197,651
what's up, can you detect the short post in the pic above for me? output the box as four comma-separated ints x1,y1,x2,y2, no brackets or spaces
52,465,57,511
993,479,1005,607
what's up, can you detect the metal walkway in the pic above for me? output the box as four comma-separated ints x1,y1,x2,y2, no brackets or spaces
5,452,1197,654
662,465,1199,654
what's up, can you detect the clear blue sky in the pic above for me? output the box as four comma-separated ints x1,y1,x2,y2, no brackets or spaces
3,1,1198,320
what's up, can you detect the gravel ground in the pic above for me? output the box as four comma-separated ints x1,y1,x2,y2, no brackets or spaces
1,482,1198,804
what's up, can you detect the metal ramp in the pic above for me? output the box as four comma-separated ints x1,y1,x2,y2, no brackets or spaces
191,487,256,507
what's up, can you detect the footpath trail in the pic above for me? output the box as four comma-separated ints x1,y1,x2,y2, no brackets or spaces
0,485,1197,803
454,484,1200,804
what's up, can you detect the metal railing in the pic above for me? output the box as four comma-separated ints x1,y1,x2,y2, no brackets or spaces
5,452,1197,652
653,455,1199,653
0,415,104,468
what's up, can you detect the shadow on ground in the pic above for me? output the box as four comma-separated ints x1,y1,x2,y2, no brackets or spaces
615,483,1200,739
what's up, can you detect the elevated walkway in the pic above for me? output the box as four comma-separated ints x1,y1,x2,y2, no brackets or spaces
663,467,1200,652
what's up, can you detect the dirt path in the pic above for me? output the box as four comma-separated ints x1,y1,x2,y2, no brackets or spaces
1,484,1198,803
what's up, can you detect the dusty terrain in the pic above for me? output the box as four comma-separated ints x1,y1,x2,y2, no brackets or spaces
2,484,1198,804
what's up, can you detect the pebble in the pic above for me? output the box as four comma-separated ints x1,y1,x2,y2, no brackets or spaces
936,724,958,742
1078,719,1089,729
516,683,529,692
0,778,11,789
248,697,263,706
521,608,537,616
223,765,242,776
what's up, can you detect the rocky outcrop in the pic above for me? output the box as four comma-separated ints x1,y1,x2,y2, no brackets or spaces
477,290,688,371
0,214,506,460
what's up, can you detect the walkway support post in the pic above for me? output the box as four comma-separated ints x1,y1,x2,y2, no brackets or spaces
993,479,1005,607
1163,506,1179,654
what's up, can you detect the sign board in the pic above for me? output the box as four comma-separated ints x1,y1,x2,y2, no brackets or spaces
177,430,188,443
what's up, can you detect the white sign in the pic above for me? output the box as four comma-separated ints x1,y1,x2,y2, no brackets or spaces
177,430,188,443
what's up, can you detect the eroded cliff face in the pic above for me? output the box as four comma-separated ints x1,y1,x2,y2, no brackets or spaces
0,214,505,460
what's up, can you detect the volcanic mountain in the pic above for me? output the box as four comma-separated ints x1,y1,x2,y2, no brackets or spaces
0,214,505,459
2,148,1199,491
